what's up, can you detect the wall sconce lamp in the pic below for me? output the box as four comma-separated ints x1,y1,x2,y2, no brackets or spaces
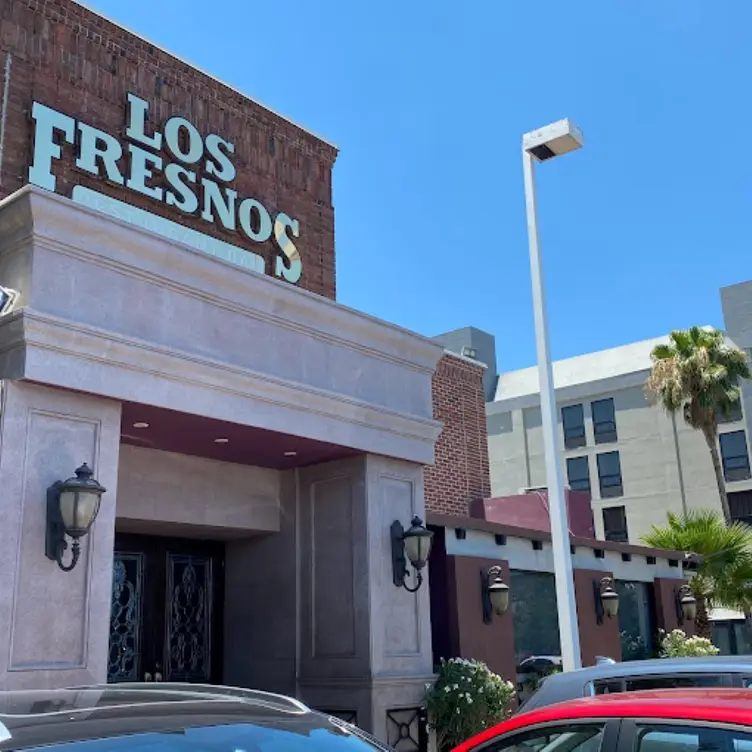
675,583,697,625
391,516,433,593
45,463,107,572
481,565,510,624
593,576,619,625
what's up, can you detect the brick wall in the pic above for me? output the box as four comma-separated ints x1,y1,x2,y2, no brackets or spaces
425,352,491,516
0,0,337,298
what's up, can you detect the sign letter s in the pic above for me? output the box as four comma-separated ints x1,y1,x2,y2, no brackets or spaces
273,213,302,284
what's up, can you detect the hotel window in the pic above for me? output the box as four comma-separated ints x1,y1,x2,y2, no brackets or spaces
603,505,628,543
562,404,586,449
566,456,591,493
720,430,752,482
718,398,743,424
592,397,618,443
597,451,623,498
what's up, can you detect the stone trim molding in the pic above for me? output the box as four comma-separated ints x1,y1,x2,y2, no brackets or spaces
0,308,442,465
0,187,444,377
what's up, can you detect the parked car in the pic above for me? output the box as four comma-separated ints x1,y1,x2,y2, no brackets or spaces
516,656,563,703
454,687,752,752
519,655,752,712
0,683,394,751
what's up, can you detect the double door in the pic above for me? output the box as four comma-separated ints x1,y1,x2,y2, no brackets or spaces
108,533,225,684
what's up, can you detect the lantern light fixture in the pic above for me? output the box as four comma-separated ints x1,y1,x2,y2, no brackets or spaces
45,463,107,572
391,516,433,593
481,565,510,623
675,583,697,624
594,576,619,625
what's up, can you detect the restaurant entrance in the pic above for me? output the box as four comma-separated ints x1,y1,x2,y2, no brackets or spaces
108,534,225,684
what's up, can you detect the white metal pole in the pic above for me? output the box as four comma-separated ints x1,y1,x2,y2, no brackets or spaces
522,149,582,672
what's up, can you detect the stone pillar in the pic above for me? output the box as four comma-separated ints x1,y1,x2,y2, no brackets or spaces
0,381,121,689
438,554,515,682
296,455,434,746
573,568,621,666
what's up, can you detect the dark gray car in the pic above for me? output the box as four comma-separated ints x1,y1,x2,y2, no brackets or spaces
0,683,394,751
519,655,752,712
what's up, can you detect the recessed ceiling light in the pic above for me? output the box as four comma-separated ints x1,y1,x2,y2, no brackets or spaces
214,437,229,444
284,451,297,457
133,422,149,429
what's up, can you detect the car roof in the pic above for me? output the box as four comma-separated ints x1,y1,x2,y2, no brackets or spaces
547,655,752,680
0,684,384,751
520,655,752,711
455,689,752,752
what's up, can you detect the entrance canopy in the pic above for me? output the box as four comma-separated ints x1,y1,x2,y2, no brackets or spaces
0,187,442,466
120,401,359,469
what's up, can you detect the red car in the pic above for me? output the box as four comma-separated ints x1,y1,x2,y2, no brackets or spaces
453,688,752,752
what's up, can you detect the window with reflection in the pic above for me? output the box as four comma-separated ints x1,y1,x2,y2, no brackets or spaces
616,580,655,661
510,570,561,664
597,451,623,498
562,404,586,449
566,456,591,493
602,506,628,543
591,398,617,443
720,431,751,482
718,399,743,424
481,723,606,752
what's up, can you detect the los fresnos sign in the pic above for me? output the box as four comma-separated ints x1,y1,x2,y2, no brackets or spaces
27,94,302,283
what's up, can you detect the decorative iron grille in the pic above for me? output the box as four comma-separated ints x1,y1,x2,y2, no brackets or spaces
386,707,428,751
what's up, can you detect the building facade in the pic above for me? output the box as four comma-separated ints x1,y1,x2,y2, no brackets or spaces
0,1,451,744
436,293,752,546
0,3,699,744
426,345,694,676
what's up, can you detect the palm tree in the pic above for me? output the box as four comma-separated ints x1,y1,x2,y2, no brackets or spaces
645,326,751,524
642,510,752,639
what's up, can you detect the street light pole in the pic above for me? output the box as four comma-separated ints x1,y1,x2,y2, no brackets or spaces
521,119,584,673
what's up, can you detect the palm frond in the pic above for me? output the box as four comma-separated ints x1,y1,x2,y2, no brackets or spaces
643,510,752,609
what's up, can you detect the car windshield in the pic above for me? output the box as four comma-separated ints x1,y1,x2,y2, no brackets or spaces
5,721,387,752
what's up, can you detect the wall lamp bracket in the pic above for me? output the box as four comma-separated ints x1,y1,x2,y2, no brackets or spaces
45,463,106,573
481,565,510,624
594,576,619,626
391,516,433,594
674,583,697,625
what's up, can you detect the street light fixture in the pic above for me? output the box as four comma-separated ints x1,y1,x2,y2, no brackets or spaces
522,118,584,672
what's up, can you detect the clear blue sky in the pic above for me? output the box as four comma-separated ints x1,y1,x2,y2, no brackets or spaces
86,0,751,371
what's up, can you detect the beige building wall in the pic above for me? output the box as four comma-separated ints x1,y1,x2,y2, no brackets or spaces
488,336,752,544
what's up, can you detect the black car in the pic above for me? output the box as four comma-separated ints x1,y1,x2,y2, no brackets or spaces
0,683,394,751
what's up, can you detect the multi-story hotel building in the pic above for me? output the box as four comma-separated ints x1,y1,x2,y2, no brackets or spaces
436,281,752,546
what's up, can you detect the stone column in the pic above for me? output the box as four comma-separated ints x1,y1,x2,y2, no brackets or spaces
437,554,516,682
573,568,621,666
654,577,695,637
296,455,434,746
0,381,121,689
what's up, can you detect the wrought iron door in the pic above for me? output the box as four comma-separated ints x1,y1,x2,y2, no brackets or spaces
108,534,224,684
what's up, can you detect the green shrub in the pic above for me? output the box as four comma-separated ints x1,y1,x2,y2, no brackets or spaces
425,658,516,750
659,628,720,657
